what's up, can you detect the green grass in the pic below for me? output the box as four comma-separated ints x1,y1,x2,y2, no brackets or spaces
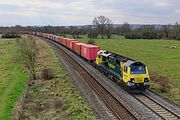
0,38,28,119
22,37,96,119
77,35,180,102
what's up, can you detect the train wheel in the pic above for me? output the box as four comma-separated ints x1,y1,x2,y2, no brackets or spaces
106,72,109,77
93,63,96,68
102,68,105,75
99,67,102,72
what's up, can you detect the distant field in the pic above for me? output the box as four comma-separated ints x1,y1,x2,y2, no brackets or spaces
0,38,28,119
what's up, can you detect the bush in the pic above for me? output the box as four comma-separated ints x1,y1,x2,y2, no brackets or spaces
72,34,82,39
2,32,21,38
17,38,37,80
176,34,180,40
87,39,95,45
88,32,98,39
150,73,172,93
76,35,82,39
125,31,163,39
125,32,140,39
60,34,66,38
41,68,55,80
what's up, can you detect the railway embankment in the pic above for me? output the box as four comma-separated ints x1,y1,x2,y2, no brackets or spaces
18,37,96,119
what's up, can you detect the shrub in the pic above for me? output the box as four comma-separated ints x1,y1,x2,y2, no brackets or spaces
72,34,82,39
150,73,172,93
176,34,180,40
124,29,163,39
17,38,37,80
41,68,55,80
88,32,98,39
87,39,95,45
2,32,21,38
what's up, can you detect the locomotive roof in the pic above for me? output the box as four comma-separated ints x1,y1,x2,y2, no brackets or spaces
125,60,135,66
110,52,135,62
100,50,143,65
125,60,146,67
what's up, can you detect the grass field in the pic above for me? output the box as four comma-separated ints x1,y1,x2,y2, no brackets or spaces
21,37,96,119
77,35,180,102
0,38,28,119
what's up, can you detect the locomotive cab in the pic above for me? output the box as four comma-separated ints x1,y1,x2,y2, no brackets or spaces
123,60,150,91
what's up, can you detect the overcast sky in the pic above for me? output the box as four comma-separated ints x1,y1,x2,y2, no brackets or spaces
0,0,180,26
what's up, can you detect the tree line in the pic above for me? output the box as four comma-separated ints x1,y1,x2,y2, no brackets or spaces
0,16,179,40
120,22,180,40
1,32,21,38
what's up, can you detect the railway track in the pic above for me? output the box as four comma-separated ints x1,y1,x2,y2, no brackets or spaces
148,89,180,108
46,39,138,120
133,93,180,120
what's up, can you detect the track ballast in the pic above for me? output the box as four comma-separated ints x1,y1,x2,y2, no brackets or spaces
46,39,138,120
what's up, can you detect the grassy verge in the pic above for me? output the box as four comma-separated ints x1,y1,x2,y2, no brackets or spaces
77,35,180,103
0,38,28,119
21,37,96,119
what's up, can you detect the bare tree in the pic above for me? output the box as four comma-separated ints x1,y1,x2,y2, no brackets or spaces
93,16,113,39
121,22,131,35
174,22,180,39
162,24,171,38
18,36,37,80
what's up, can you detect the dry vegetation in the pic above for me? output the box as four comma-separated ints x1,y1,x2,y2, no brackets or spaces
150,72,173,93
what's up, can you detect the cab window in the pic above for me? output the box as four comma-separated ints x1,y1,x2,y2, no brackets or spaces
131,65,146,74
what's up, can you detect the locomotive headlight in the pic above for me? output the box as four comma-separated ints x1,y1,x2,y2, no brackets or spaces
144,78,149,82
130,78,135,83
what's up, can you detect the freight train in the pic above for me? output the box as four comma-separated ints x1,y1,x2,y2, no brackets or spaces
26,31,150,93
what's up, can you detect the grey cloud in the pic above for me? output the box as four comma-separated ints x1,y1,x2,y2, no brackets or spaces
0,0,179,26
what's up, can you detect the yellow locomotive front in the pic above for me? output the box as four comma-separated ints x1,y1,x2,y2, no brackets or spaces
122,60,150,91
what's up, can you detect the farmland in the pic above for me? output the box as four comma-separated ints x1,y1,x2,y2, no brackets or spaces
0,38,28,119
78,35,180,102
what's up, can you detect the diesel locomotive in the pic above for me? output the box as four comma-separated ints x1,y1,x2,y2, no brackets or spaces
96,50,150,92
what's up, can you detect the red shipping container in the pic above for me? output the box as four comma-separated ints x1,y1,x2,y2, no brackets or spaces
81,44,100,61
66,39,77,48
50,34,53,40
74,43,85,55
58,37,62,44
61,38,65,45
55,36,59,42
49,34,52,39
70,41,79,50
65,38,71,47
62,38,67,46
